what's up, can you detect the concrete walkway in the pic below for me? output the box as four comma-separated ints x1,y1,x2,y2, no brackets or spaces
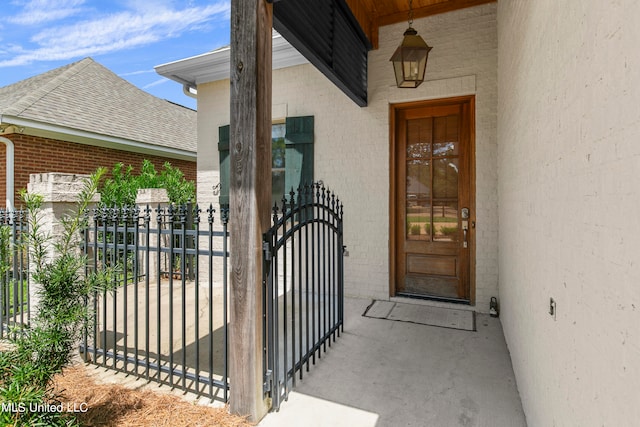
259,297,526,427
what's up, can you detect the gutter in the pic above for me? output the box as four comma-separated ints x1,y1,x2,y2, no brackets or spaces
183,85,197,98
0,136,14,210
154,33,308,87
182,82,198,99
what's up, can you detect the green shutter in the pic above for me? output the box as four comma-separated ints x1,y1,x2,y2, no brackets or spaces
218,125,230,206
285,116,314,194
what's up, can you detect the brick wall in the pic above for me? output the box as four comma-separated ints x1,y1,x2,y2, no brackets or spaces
498,1,640,425
0,142,5,207
0,133,196,207
197,4,498,309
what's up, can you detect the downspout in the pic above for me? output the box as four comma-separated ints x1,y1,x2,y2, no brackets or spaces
0,136,14,210
182,83,198,99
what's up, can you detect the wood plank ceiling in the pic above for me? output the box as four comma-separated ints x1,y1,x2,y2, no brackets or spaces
346,0,496,48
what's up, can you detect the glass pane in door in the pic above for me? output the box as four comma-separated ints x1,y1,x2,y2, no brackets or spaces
433,201,458,242
433,115,459,154
433,158,459,199
406,159,431,241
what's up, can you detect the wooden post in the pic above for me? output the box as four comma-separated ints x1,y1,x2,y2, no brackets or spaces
229,0,272,421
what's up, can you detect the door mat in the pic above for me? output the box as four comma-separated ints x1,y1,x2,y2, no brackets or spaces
363,300,476,331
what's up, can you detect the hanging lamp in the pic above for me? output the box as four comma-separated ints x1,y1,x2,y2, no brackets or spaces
390,0,433,88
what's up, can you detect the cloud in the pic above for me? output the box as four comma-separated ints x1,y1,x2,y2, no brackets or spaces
0,1,230,67
119,69,155,77
143,78,169,89
9,0,86,25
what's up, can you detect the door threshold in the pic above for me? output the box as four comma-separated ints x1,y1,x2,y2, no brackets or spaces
392,293,474,311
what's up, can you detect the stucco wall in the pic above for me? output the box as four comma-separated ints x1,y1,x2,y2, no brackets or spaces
197,4,497,308
498,1,640,425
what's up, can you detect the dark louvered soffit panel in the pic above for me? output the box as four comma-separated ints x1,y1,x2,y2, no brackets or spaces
272,0,371,107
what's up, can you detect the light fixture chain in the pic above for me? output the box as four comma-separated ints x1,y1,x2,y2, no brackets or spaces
408,0,414,26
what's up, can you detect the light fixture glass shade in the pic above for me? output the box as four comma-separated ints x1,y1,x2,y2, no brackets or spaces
390,27,432,88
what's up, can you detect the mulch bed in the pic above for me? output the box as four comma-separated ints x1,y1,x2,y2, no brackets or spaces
53,365,253,427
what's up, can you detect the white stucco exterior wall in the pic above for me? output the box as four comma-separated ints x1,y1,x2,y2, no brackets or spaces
197,4,497,309
498,1,640,425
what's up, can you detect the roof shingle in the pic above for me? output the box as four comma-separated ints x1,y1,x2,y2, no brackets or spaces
0,57,196,153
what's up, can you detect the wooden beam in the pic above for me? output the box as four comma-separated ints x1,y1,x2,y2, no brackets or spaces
229,0,272,421
352,0,496,48
376,0,497,27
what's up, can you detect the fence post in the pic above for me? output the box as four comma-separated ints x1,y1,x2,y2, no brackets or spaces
26,173,100,319
135,189,170,284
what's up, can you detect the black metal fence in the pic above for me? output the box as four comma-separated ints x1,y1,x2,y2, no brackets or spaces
1,184,345,410
263,183,345,410
81,204,230,401
0,210,30,339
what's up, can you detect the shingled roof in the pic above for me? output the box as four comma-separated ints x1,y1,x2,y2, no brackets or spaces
0,57,196,156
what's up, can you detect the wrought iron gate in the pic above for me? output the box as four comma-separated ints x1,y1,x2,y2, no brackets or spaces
262,183,345,410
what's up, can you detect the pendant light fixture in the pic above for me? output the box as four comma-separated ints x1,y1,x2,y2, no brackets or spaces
390,0,433,88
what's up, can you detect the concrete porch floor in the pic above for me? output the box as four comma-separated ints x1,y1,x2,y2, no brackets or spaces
259,297,527,427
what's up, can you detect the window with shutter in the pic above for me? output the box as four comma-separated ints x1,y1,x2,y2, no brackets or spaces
217,116,313,207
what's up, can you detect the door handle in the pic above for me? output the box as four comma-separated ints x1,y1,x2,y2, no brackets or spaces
462,222,468,248
461,208,469,248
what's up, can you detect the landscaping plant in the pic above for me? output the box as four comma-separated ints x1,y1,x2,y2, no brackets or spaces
99,159,195,207
0,169,115,426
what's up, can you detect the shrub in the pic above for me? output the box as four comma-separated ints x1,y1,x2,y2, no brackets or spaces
440,226,458,236
0,169,114,426
99,160,195,207
410,224,421,235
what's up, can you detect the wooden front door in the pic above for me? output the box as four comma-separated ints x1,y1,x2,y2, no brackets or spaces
391,97,474,302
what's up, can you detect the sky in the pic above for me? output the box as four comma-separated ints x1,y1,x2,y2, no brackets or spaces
0,0,232,110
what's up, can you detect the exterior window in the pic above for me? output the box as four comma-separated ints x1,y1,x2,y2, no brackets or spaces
218,116,314,207
271,123,286,206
